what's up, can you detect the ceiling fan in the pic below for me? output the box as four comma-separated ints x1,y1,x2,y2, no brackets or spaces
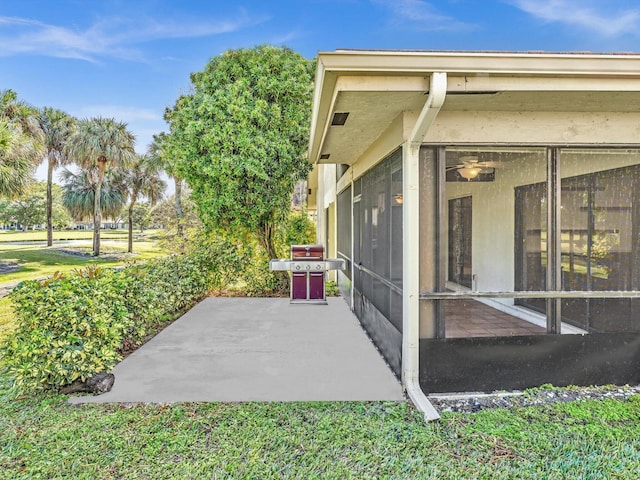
446,155,495,180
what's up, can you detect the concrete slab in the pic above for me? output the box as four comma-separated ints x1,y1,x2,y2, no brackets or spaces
68,297,404,404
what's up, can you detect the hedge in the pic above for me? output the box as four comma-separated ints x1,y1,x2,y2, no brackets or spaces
1,252,215,393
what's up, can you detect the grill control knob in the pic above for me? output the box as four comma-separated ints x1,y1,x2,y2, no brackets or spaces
306,264,311,271
295,264,301,271
316,264,322,270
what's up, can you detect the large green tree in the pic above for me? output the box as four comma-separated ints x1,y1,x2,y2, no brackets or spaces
150,190,201,233
0,182,46,231
0,181,71,231
122,154,166,253
163,45,314,261
0,89,42,198
65,117,135,256
38,107,75,246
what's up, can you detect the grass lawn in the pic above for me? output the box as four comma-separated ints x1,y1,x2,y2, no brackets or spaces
0,230,167,285
0,229,147,242
0,373,639,479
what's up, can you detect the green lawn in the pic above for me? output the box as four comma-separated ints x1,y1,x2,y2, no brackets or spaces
0,373,638,479
0,230,167,284
0,229,150,242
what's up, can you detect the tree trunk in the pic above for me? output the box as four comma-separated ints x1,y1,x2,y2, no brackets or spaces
46,157,53,247
93,160,106,256
259,221,288,293
128,202,135,253
174,176,183,237
260,221,279,261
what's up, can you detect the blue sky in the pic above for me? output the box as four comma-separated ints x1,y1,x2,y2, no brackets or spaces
1,0,639,181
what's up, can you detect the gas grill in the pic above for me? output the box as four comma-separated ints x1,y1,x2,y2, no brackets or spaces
269,245,345,304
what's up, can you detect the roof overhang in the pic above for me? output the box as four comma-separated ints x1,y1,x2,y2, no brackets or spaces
309,50,640,166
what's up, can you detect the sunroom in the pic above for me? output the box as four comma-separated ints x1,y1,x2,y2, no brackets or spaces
308,50,640,419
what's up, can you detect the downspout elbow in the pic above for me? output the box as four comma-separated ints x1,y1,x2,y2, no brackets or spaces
406,377,440,421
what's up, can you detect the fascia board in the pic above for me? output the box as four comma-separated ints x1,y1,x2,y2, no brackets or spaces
317,50,640,77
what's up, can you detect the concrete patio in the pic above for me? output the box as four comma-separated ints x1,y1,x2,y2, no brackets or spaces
68,296,404,404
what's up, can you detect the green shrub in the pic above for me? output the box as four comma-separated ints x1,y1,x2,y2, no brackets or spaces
276,209,316,249
242,255,285,297
141,254,213,314
2,250,217,394
238,210,317,297
2,268,131,392
325,281,340,297
183,232,248,291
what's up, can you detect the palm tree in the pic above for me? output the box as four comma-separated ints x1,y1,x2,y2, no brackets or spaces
65,117,135,256
151,133,184,237
0,89,42,198
122,154,166,253
0,122,36,198
38,108,75,246
60,167,126,226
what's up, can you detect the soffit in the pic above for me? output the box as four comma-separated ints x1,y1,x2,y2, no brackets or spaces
320,91,424,166
317,89,640,165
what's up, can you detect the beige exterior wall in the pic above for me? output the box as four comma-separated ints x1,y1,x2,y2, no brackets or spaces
427,111,640,145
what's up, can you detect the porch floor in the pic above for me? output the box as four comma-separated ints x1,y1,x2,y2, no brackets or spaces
445,299,546,338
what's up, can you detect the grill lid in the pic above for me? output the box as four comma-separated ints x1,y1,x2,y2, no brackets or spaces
290,244,324,261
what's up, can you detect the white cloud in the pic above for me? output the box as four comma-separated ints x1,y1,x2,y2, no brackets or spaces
510,0,640,37
372,0,473,30
0,10,268,62
270,30,302,46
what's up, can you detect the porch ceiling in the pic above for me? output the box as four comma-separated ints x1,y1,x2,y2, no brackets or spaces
317,89,640,166
320,90,424,166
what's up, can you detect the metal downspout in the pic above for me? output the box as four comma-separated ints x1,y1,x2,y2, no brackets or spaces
402,72,447,422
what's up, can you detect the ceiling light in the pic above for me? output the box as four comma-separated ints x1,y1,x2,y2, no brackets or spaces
458,166,482,180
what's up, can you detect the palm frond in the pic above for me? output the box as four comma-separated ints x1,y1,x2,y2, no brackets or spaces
39,107,76,169
0,120,36,198
65,117,136,170
60,167,126,221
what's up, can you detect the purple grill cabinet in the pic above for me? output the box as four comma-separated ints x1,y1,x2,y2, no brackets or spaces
269,245,345,304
